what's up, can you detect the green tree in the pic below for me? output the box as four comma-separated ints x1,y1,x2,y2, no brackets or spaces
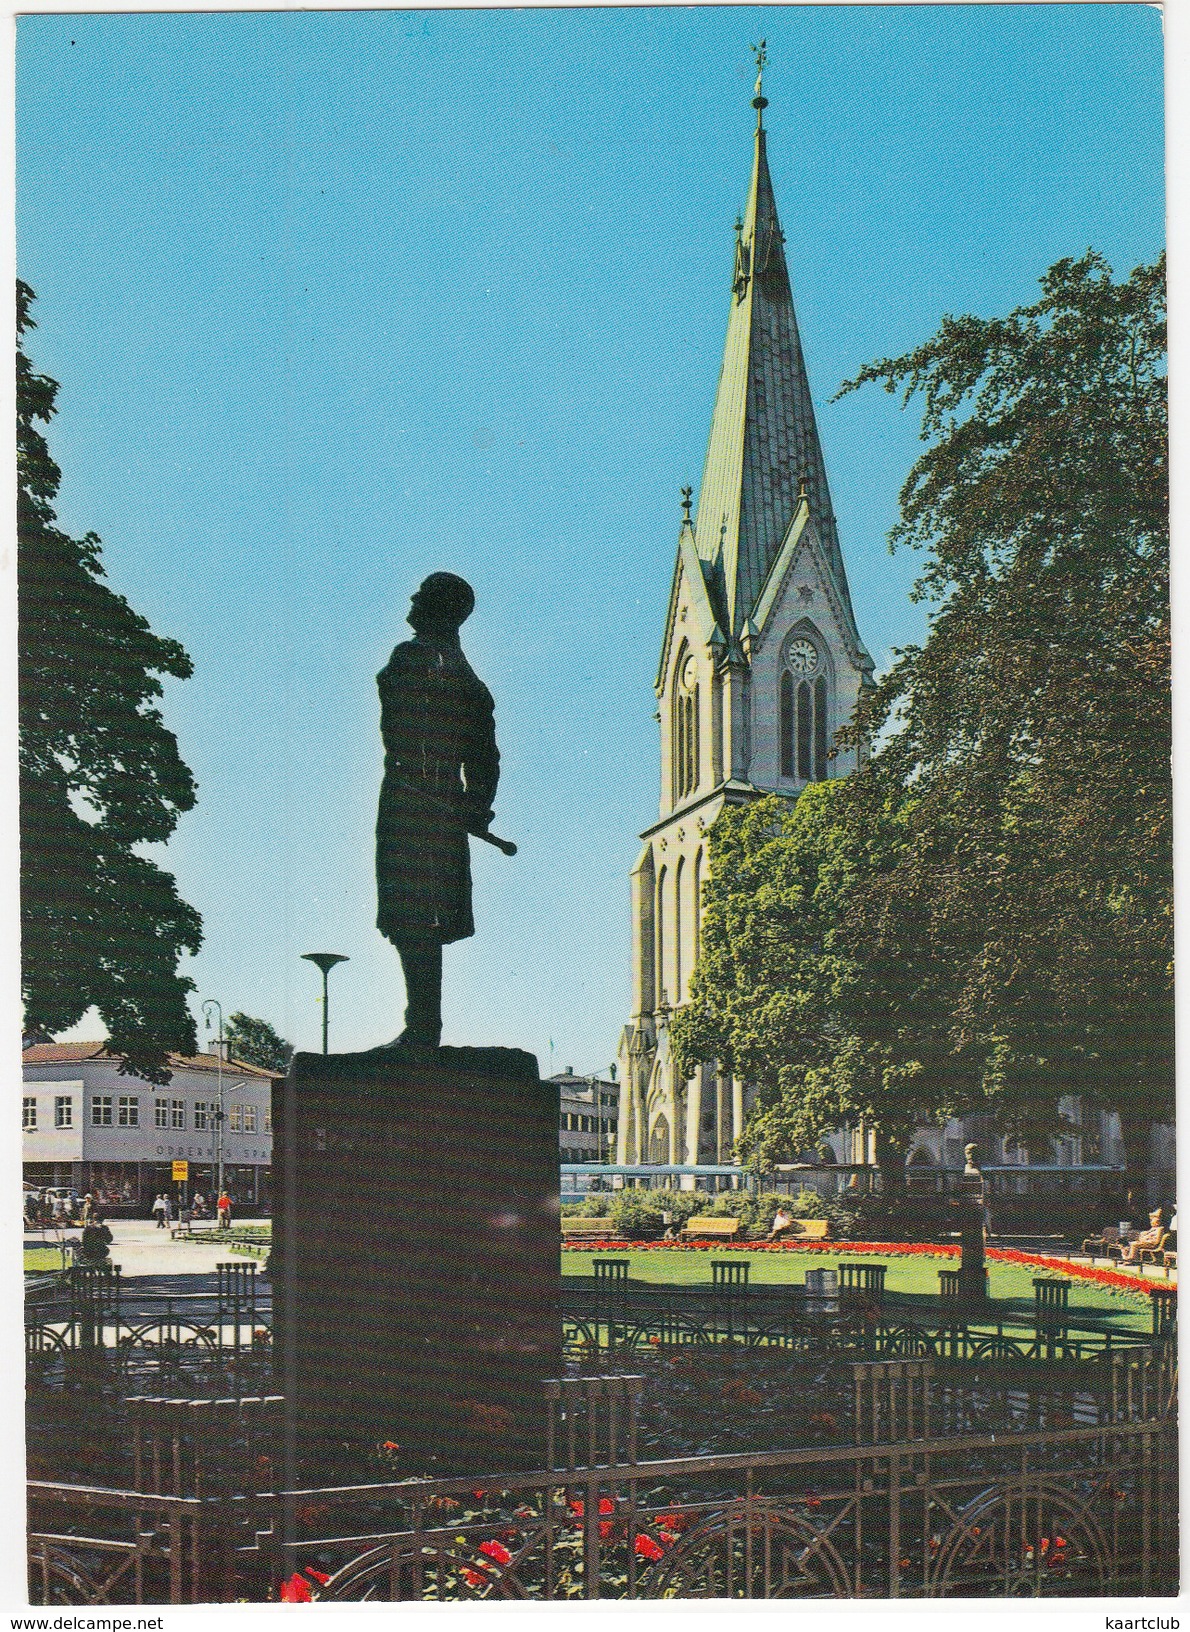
18,281,202,1082
226,1012,294,1074
837,250,1170,1180
670,784,970,1189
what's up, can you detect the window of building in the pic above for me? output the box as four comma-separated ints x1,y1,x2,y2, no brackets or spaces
117,1095,139,1127
194,1102,208,1130
229,1103,243,1132
782,634,829,783
170,1099,185,1130
671,646,700,801
264,1105,272,1133
155,1098,169,1128
23,1097,37,1130
244,1105,258,1133
92,1096,113,1126
54,1096,73,1129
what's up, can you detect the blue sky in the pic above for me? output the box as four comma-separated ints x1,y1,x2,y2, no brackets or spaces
15,4,1166,1071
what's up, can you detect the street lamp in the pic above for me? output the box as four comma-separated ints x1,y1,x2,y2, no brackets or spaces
301,952,349,1054
202,998,226,1198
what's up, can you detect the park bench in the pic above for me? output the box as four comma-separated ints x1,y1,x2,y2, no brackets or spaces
1140,1230,1176,1269
680,1216,743,1242
560,1216,621,1241
1080,1225,1123,1258
786,1218,830,1241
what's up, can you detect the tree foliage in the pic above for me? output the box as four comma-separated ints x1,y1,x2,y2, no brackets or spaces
671,784,969,1180
226,1012,294,1075
18,281,202,1082
837,251,1170,1151
677,252,1169,1177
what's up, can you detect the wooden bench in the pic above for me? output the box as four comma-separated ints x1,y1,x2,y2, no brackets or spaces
561,1216,620,1240
787,1218,830,1241
680,1216,743,1242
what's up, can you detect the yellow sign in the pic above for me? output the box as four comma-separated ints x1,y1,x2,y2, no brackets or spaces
171,1160,189,1182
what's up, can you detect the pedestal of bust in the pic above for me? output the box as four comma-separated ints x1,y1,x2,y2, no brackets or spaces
272,1047,561,1475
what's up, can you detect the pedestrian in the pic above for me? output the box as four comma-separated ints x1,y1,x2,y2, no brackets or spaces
217,1190,232,1229
151,1193,167,1229
81,1193,94,1226
193,1191,206,1218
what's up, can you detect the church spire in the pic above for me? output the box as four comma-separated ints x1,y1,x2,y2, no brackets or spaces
692,58,861,645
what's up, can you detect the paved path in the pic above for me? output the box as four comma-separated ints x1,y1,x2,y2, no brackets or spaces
25,1217,269,1280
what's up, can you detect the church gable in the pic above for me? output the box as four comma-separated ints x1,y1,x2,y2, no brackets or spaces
746,519,869,792
655,526,724,697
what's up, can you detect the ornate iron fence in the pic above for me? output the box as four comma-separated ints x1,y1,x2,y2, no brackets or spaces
28,1347,1176,1602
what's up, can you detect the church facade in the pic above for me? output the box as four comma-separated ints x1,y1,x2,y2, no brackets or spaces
616,81,874,1170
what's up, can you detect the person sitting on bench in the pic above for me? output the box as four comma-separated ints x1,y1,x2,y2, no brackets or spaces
1118,1208,1165,1265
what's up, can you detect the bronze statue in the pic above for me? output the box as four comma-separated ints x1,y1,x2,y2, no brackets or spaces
375,573,507,1047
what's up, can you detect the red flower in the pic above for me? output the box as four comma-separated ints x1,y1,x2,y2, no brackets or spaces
462,1568,485,1589
381,1440,400,1451
655,1511,689,1534
599,1520,615,1541
478,1539,512,1566
305,1569,330,1585
279,1573,312,1602
568,1496,615,1520
635,1534,666,1562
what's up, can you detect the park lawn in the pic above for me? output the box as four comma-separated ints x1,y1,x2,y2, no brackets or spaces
559,1247,1153,1332
24,1246,70,1271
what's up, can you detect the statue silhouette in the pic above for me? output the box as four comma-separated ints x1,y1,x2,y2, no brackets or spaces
375,573,499,1046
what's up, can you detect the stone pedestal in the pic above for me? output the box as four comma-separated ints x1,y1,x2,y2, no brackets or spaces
272,1048,561,1475
958,1169,990,1307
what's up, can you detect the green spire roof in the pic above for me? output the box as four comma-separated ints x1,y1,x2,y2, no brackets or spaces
693,104,861,646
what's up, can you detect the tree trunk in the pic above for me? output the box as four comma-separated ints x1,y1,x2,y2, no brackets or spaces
875,1130,908,1195
1115,1108,1154,1216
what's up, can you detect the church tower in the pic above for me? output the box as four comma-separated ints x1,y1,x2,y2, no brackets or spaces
616,60,873,1170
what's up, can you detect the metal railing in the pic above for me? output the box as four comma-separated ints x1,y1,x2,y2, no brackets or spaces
27,1347,1176,1602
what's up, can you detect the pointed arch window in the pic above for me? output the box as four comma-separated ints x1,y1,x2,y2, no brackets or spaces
656,865,668,1008
674,855,685,1003
796,682,812,780
672,646,700,802
814,676,828,780
693,847,704,973
780,672,794,777
782,631,830,784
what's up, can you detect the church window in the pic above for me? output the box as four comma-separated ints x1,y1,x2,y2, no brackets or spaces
780,671,794,776
797,681,812,780
671,646,700,801
693,848,703,972
674,856,685,1002
783,633,830,784
656,866,667,1005
814,676,828,780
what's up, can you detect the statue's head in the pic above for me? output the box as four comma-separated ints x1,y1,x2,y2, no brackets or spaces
964,1142,979,1166
408,572,475,634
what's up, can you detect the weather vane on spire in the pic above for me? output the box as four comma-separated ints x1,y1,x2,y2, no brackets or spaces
751,39,769,117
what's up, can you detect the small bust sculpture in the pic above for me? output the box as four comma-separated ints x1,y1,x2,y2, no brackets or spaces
963,1142,981,1177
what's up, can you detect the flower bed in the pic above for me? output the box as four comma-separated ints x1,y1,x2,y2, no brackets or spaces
561,1237,1166,1300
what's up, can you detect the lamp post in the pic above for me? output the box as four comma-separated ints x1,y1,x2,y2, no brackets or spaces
202,998,225,1198
301,953,349,1054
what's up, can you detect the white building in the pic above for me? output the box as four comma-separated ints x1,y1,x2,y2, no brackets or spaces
22,1042,279,1213
551,1069,618,1164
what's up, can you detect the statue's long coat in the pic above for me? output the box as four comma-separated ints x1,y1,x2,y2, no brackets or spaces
375,638,498,946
